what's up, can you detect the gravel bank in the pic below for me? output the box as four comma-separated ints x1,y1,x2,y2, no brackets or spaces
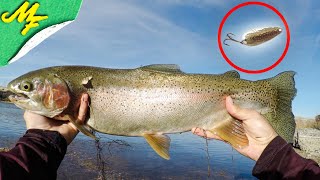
294,128,320,164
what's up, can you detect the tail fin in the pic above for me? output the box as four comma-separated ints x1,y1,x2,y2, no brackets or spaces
265,71,297,143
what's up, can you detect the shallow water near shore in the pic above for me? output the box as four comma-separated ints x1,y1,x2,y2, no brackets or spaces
0,102,256,179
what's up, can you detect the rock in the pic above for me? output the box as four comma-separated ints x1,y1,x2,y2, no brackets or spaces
294,128,320,164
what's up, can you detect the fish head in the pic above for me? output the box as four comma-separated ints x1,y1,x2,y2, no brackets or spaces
7,70,70,118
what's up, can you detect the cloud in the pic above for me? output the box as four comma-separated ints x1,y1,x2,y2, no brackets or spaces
0,0,225,85
268,0,311,28
31,0,221,67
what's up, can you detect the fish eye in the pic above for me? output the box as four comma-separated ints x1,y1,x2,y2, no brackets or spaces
279,28,282,32
20,82,32,92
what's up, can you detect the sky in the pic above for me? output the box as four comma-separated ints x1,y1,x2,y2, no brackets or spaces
0,0,319,118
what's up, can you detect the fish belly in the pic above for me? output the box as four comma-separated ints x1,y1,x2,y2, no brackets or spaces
86,87,227,136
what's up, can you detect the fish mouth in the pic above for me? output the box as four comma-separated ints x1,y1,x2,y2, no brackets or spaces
8,93,29,102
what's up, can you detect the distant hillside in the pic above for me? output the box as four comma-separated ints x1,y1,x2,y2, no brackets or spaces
295,116,320,130
295,116,314,121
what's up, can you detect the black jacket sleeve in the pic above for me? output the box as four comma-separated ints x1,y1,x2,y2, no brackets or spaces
253,136,320,180
0,129,67,180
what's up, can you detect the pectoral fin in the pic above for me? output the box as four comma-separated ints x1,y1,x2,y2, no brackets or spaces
143,133,171,160
210,116,248,148
65,114,97,140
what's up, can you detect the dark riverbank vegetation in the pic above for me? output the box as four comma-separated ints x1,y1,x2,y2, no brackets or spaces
0,86,13,102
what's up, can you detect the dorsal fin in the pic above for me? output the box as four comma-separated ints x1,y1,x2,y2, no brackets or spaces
139,64,183,73
222,70,240,78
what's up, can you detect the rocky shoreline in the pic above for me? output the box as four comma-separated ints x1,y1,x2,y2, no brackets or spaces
1,129,319,164
294,128,320,164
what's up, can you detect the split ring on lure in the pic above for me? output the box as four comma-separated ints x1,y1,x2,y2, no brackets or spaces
223,27,282,46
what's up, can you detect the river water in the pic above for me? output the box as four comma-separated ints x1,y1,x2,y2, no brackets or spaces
0,102,257,179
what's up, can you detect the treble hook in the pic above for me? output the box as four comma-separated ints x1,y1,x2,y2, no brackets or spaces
223,33,242,46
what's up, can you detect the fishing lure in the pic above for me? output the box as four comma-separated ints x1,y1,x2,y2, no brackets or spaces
223,27,282,46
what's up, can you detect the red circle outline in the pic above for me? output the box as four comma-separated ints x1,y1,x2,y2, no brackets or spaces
218,1,290,74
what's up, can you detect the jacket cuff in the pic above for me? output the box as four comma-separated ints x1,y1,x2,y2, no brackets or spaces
252,136,288,174
23,129,68,157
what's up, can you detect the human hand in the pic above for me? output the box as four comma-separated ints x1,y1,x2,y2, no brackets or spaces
192,96,278,161
24,94,89,144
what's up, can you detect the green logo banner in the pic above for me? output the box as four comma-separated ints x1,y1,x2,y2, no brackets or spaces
0,0,83,66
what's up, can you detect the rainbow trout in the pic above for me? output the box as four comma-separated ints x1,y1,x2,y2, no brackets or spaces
7,65,296,159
